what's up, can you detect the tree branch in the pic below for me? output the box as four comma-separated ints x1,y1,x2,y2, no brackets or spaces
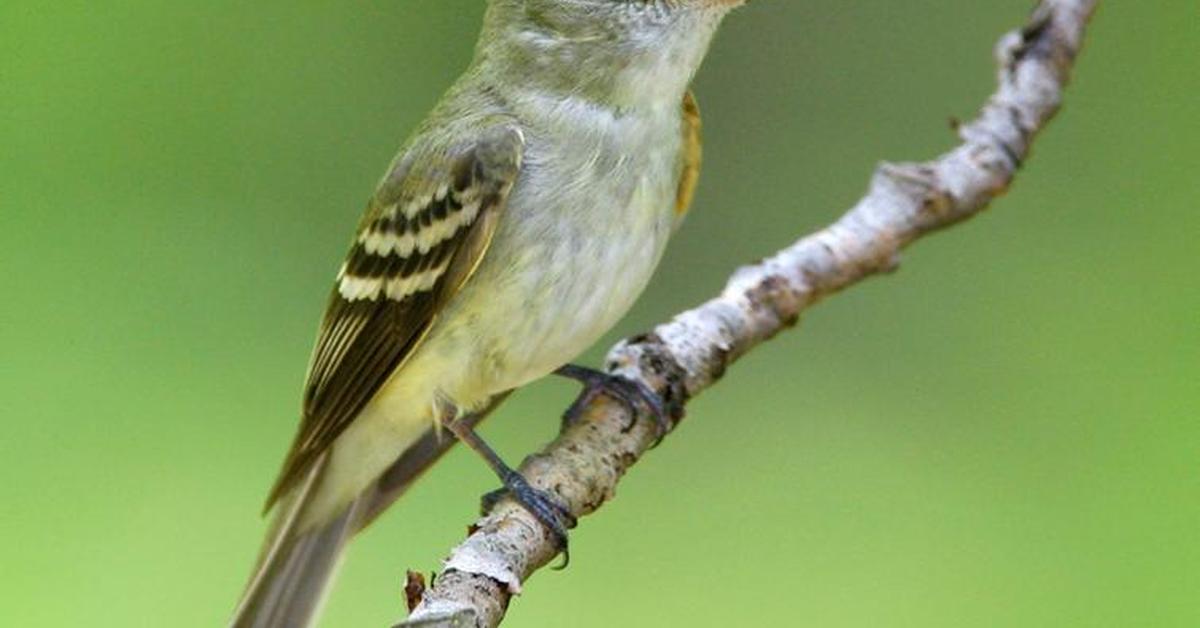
398,1,1098,625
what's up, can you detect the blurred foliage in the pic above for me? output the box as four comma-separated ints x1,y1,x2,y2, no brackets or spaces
2,1,1196,626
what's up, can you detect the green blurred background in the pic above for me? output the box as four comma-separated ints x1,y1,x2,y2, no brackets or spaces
3,1,1196,626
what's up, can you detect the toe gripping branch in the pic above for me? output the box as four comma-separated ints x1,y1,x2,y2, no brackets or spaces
445,417,577,568
555,364,685,446
447,362,683,571
480,469,577,569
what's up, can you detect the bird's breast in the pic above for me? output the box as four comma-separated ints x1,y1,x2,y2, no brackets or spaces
431,105,685,400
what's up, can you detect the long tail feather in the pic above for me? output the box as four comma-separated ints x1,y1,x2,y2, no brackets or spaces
231,453,360,628
231,393,508,627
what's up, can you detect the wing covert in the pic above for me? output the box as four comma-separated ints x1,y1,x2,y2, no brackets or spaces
266,123,524,508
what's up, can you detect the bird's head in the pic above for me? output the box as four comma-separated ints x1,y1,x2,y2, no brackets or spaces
477,0,745,107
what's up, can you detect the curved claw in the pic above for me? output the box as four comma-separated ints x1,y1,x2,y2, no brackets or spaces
555,364,678,446
482,470,576,569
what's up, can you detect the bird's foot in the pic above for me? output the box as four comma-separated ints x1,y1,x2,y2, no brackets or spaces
481,469,576,569
443,415,575,568
554,364,677,446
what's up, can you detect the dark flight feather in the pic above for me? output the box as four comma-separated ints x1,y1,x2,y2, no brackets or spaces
263,124,524,510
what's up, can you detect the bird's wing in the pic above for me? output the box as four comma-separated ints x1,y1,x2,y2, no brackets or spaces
673,90,703,226
265,122,525,509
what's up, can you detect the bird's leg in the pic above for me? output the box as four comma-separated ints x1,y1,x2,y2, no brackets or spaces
554,364,677,445
443,417,576,567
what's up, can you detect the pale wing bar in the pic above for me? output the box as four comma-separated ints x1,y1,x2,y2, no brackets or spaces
265,124,524,509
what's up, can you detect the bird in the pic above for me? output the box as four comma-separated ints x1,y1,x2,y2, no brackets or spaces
231,1,743,625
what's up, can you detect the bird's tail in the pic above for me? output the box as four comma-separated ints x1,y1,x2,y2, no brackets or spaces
230,452,363,628
230,396,505,627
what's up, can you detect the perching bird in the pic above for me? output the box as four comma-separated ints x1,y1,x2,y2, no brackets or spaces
232,1,743,625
